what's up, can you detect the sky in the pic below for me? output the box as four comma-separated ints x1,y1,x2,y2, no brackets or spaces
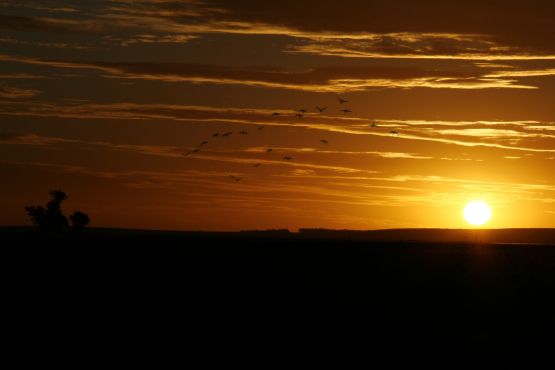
2,0,555,231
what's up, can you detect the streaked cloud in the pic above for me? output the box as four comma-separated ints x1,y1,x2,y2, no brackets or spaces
486,68,555,78
286,34,555,61
245,147,432,159
0,85,40,98
103,34,198,46
2,101,555,154
0,14,104,33
0,131,72,145
0,36,90,49
0,53,537,91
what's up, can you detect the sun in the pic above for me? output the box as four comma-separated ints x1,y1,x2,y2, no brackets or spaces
464,201,492,226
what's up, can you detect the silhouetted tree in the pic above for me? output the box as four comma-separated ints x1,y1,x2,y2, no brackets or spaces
25,190,71,232
70,211,90,232
25,205,46,227
45,190,69,232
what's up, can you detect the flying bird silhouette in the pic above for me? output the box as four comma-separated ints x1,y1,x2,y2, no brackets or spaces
239,130,248,135
283,156,293,161
265,148,273,153
253,163,261,168
295,113,304,118
338,97,349,104
199,141,208,146
298,109,307,113
369,122,378,127
389,130,399,136
271,112,280,116
222,132,233,137
320,139,328,144
229,175,241,182
212,133,220,137
316,106,327,113
340,109,352,113
258,126,265,131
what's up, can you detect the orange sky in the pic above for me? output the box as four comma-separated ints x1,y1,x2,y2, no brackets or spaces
1,0,555,230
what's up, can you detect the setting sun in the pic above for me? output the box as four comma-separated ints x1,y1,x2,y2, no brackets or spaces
464,201,492,226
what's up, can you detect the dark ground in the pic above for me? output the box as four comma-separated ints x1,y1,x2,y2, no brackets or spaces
2,228,555,368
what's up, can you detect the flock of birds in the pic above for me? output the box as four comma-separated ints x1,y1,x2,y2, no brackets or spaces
183,97,400,182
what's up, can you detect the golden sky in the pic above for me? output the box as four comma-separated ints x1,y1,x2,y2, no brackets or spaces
2,0,555,230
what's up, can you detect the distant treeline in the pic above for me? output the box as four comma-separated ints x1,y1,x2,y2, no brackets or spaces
237,228,555,244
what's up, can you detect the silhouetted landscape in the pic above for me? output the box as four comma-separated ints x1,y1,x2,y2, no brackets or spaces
3,227,555,368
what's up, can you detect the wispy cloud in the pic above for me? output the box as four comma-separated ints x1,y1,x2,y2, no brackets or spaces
0,14,104,34
102,34,197,46
0,36,90,49
0,85,40,98
0,73,46,79
4,1,555,61
486,68,555,78
286,34,555,61
0,53,540,91
245,146,432,159
2,101,555,154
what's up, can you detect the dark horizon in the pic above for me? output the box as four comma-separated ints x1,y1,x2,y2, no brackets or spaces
5,225,555,244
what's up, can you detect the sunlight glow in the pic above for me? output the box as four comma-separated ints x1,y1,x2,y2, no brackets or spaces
464,201,492,226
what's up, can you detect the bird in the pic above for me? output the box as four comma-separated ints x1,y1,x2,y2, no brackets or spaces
222,132,232,137
316,106,327,113
229,175,241,182
369,122,378,128
192,148,200,153
258,126,265,131
212,133,220,137
298,109,307,113
283,156,293,161
340,109,352,113
295,113,304,118
271,112,280,116
265,148,273,153
199,141,208,146
253,163,261,168
239,130,248,135
389,130,399,136
320,139,328,144
338,97,349,104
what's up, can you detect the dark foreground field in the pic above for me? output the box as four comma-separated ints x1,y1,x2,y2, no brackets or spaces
3,228,555,368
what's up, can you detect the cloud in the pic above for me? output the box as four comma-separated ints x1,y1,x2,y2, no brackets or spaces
0,85,41,98
0,131,70,145
289,169,316,176
0,73,46,79
431,128,555,139
103,34,197,46
2,101,555,154
0,53,538,91
486,68,555,78
0,131,373,174
285,33,555,61
4,1,555,60
89,1,555,59
197,1,555,56
245,146,433,159
0,131,27,142
0,36,90,49
0,14,103,33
